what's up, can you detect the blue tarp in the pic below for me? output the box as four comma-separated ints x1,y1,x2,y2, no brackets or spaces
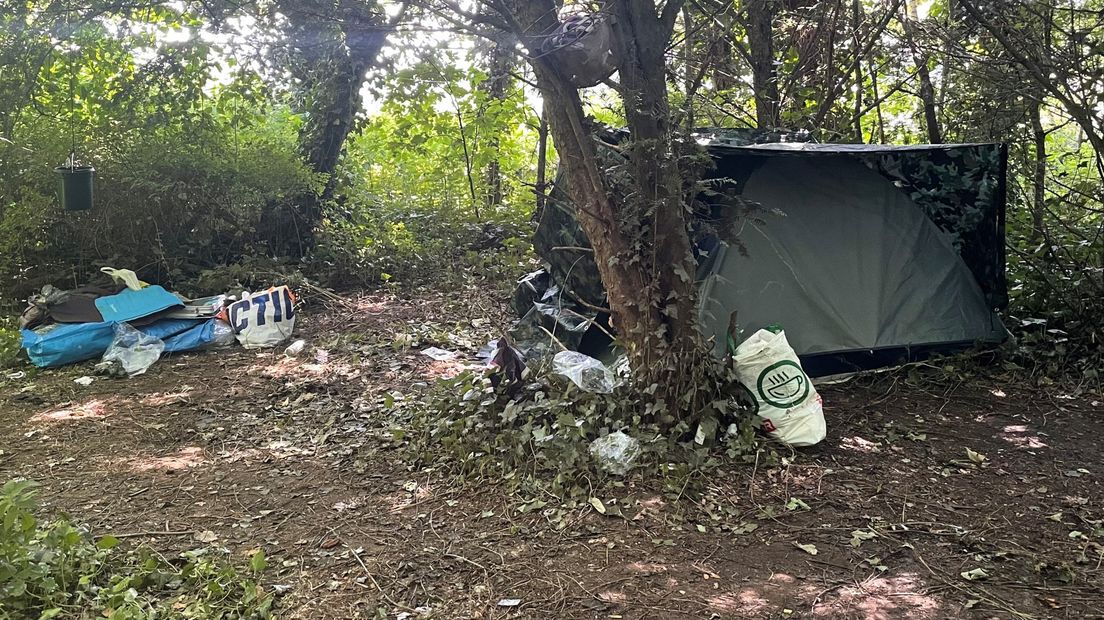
94,285,183,322
21,318,220,368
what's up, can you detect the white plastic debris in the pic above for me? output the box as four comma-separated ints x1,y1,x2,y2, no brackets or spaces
420,346,458,361
73,376,94,386
497,599,522,608
553,351,614,393
284,339,307,356
589,431,642,475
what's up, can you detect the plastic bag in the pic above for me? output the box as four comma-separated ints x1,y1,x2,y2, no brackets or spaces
208,319,236,348
733,329,826,447
100,267,147,291
589,431,642,475
540,12,616,87
553,351,614,393
226,286,296,348
101,322,165,376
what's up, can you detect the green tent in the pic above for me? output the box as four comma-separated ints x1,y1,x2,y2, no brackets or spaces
516,132,1008,376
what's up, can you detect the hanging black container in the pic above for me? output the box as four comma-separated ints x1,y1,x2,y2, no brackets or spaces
55,164,94,211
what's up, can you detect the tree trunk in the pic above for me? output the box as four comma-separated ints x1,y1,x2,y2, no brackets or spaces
534,111,549,218
851,0,864,142
745,0,780,128
902,0,942,143
480,40,513,211
504,0,710,420
261,0,394,258
1030,98,1047,242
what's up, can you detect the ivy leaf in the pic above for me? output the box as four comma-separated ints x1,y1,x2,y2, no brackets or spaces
960,568,989,581
793,542,818,556
966,448,987,464
589,497,607,515
250,549,267,574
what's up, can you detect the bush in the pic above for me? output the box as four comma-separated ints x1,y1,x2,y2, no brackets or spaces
0,480,272,619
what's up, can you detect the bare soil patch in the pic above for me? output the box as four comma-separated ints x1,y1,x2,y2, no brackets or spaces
2,284,1102,619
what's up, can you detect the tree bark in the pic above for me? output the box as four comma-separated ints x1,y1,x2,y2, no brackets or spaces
1030,98,1047,242
501,0,709,418
901,0,942,143
745,0,780,128
480,39,513,211
261,0,396,258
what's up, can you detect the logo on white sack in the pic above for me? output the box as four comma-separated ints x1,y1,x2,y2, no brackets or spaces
756,360,809,409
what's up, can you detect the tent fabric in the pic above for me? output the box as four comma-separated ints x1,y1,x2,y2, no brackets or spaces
520,134,1008,375
697,155,1005,367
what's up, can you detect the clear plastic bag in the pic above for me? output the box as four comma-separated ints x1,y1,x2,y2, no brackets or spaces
589,431,642,475
553,351,614,393
208,319,236,348
101,322,164,376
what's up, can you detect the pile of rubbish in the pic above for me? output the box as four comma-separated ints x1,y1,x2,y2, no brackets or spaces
18,267,296,376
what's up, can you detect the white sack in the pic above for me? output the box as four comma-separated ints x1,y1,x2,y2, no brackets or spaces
734,329,826,447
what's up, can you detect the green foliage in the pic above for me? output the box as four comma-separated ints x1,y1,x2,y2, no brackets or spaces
0,480,272,620
0,319,20,368
405,359,763,502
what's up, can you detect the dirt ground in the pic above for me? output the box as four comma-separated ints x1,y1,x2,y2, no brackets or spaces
2,283,1103,619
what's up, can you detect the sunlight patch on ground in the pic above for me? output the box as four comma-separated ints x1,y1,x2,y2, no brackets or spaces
812,573,940,619
262,440,315,458
1000,424,1049,449
248,355,359,382
31,398,115,424
122,446,206,472
140,387,193,406
598,590,626,604
421,359,474,380
353,299,393,315
218,446,302,463
840,436,882,453
626,562,669,576
708,589,772,614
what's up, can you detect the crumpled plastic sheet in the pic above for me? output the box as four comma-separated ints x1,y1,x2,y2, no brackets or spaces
589,431,642,475
100,322,164,376
553,350,614,394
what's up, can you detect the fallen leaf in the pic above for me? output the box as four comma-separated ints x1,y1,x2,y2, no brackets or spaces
785,498,810,511
733,522,758,534
320,539,340,549
850,529,878,547
194,530,218,543
590,497,607,515
966,448,986,464
794,542,818,556
1046,512,1064,522
960,568,989,581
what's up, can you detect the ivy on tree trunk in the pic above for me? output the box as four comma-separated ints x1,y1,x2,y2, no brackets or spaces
499,0,721,424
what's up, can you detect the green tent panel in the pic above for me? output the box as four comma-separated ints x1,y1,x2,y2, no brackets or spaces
520,134,1009,376
698,152,1007,376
